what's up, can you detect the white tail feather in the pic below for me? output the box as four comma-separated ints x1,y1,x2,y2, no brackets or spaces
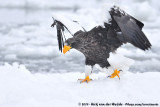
108,53,135,71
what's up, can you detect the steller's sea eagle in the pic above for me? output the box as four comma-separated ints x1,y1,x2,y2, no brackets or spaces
51,6,151,83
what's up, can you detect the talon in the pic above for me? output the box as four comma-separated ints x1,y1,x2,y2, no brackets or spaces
107,75,111,78
109,69,121,79
78,76,92,83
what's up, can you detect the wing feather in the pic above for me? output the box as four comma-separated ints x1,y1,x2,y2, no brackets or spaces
51,17,86,52
109,6,151,50
51,19,74,52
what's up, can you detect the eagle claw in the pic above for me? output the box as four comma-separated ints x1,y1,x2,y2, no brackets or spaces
108,69,122,80
78,76,92,83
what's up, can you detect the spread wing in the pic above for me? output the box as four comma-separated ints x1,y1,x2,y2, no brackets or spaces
51,15,85,52
51,18,72,52
109,6,151,50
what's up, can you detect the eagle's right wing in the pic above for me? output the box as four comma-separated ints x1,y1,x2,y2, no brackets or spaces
51,15,85,52
51,19,71,52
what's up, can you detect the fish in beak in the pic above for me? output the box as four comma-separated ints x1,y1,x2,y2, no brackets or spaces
63,45,72,54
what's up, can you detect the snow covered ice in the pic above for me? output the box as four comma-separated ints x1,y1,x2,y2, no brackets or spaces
0,63,160,107
0,0,160,106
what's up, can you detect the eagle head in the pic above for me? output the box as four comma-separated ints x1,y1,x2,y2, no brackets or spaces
63,37,81,54
63,31,84,54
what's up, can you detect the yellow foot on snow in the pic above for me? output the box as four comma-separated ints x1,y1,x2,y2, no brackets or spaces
108,69,121,79
78,76,92,83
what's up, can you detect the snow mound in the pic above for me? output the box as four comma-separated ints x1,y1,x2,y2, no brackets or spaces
0,63,160,107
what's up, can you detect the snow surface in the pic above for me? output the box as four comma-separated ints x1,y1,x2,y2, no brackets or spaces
0,63,160,107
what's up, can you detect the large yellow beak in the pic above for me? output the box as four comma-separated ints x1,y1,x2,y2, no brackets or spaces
63,45,71,54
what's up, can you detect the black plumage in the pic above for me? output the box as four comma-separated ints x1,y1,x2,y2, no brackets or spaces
51,6,151,69
51,17,73,52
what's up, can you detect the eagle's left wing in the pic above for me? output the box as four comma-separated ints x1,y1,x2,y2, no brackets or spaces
109,6,151,50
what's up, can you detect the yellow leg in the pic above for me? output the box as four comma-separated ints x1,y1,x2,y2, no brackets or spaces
109,69,121,79
78,76,92,83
